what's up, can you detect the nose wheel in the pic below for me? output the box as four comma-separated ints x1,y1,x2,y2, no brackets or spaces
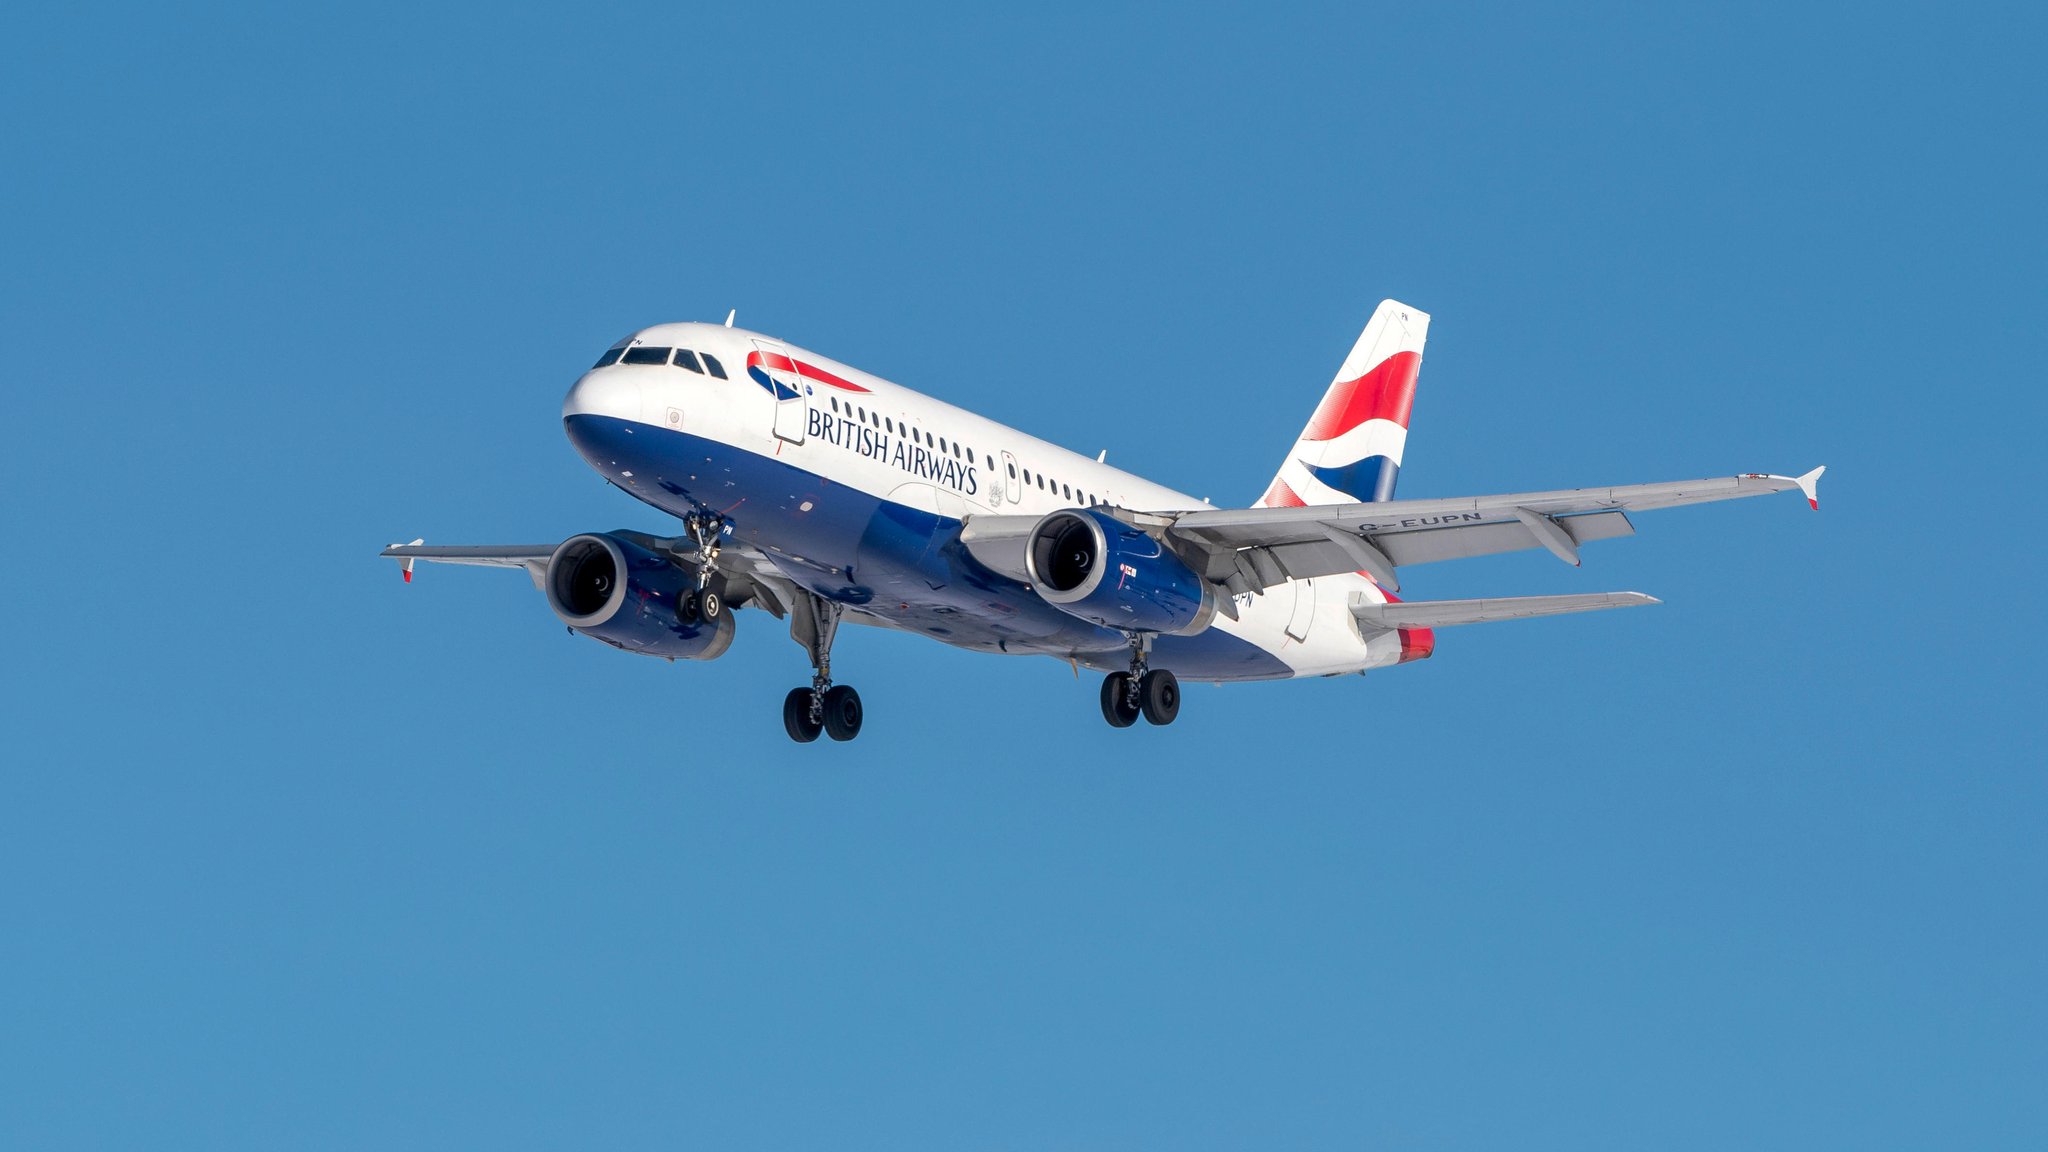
678,513,729,625
783,593,864,742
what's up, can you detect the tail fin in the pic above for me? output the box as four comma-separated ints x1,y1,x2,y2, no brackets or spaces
1255,300,1429,508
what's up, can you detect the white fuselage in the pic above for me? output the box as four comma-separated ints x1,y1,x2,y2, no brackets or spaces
561,321,1418,682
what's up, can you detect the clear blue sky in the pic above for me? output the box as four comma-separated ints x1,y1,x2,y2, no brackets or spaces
3,3,2043,1148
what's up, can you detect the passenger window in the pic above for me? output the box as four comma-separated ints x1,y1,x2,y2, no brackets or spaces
593,348,625,368
1062,483,1072,500
1007,462,1017,479
622,346,672,366
886,418,895,433
674,349,704,374
1037,474,1046,491
1021,468,1031,484
829,397,839,412
701,354,727,379
938,437,948,453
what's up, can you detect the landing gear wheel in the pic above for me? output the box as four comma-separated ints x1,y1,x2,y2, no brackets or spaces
1100,672,1140,728
782,687,823,743
698,588,723,621
822,684,863,741
677,593,702,625
1139,669,1179,726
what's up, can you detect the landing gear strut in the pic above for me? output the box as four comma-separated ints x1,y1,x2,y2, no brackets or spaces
1100,634,1178,728
676,512,729,625
783,593,863,743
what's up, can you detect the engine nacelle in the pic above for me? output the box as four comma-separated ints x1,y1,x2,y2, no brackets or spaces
1025,508,1216,636
543,533,735,660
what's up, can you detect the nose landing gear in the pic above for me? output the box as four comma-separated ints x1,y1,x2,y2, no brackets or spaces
782,592,864,743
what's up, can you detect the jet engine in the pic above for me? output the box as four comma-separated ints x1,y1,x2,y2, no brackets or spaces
543,533,735,660
1024,508,1216,636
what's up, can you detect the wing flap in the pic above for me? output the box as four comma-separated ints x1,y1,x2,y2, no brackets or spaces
1378,509,1634,566
1351,590,1659,633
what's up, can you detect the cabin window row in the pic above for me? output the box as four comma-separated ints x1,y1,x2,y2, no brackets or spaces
825,396,985,468
1012,461,1096,507
822,397,1102,505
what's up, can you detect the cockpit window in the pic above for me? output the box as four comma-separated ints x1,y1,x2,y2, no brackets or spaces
621,346,672,366
674,349,704,374
592,348,625,368
701,353,728,379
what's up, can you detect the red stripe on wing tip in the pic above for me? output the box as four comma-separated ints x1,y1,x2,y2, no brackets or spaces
402,568,411,583
1301,351,1420,442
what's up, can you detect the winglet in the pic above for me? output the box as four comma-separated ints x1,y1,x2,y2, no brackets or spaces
1795,466,1825,510
392,537,424,582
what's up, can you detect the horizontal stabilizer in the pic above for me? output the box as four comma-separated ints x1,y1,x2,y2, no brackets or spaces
1351,590,1659,632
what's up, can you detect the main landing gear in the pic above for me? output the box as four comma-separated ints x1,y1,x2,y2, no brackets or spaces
783,592,863,743
1100,634,1179,728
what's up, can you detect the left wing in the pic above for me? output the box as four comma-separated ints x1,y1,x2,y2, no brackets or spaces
1165,467,1823,593
960,467,1822,596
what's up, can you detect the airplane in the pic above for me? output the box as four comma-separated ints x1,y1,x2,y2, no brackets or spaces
383,300,1822,743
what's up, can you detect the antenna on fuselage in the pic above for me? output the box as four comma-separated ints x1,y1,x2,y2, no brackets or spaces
1097,450,1107,463
724,309,736,327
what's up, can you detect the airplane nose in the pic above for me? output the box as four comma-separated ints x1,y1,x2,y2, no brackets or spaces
562,370,644,422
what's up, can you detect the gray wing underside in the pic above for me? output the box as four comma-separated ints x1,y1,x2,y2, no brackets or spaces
380,535,806,619
962,469,1822,596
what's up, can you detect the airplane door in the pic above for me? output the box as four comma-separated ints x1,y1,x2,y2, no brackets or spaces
1285,578,1316,642
752,339,807,445
999,450,1022,505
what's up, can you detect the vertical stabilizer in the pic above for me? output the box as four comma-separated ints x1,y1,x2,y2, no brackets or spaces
1255,300,1429,508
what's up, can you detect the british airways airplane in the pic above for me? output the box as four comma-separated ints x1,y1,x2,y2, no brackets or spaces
384,301,1822,743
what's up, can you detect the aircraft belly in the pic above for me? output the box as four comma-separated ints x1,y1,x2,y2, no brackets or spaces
562,415,1298,679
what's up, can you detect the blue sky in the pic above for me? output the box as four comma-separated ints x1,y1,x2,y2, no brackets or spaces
3,3,2043,1148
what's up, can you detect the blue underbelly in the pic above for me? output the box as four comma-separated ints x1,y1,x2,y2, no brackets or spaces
562,415,1290,679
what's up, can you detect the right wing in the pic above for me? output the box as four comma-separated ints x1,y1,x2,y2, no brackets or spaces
380,541,554,587
381,533,804,618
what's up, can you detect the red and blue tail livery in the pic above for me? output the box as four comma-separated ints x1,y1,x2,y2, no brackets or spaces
384,298,1822,743
1257,300,1428,509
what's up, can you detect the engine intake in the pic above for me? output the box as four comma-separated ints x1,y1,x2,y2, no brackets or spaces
1025,508,1215,636
544,533,734,660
